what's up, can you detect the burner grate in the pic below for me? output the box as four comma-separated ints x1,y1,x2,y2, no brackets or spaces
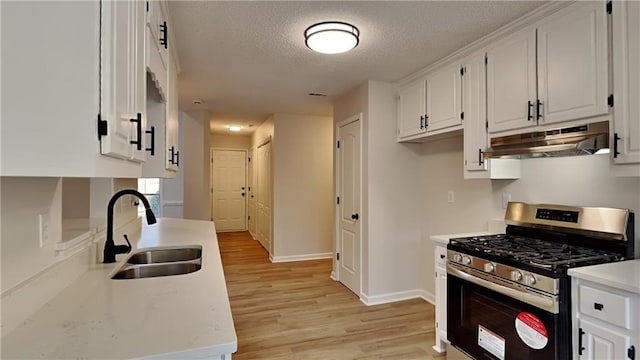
449,235,621,270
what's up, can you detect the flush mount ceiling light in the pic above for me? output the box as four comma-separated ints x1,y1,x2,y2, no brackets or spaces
305,21,359,54
228,125,242,132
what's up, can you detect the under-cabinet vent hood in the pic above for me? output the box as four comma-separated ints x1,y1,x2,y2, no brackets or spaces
484,121,609,159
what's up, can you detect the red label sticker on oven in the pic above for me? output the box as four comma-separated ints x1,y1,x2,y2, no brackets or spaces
515,312,548,349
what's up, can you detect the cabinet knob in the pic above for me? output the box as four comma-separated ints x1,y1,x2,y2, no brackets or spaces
593,302,604,311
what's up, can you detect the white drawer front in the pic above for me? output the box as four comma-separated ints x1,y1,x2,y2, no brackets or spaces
435,245,447,267
579,284,631,329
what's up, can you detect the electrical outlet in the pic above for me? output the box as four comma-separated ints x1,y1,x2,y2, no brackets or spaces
502,193,512,209
39,212,50,247
447,190,455,204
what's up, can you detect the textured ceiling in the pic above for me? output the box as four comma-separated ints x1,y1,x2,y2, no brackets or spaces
168,1,546,134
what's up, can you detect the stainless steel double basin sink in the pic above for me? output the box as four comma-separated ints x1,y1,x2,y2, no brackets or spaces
111,246,202,280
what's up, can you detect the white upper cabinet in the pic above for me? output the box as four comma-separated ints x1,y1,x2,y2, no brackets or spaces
100,0,148,163
0,1,146,177
425,63,463,132
487,2,608,133
142,0,180,178
537,1,608,125
487,29,538,133
463,52,520,179
397,64,463,142
612,0,640,165
463,52,489,173
146,0,169,101
397,78,427,139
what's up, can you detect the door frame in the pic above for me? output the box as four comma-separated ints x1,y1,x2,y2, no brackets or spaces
334,113,363,297
210,147,248,231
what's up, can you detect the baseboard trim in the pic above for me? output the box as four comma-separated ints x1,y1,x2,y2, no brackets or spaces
330,271,337,281
360,289,434,306
270,252,333,263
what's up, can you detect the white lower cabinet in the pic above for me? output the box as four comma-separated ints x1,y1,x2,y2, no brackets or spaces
434,243,448,353
572,278,638,360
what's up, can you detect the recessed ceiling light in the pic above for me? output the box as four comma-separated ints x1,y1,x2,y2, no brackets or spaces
228,125,242,132
308,92,328,97
193,100,202,105
305,21,359,54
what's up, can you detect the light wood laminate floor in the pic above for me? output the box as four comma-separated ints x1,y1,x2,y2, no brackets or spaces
218,231,467,359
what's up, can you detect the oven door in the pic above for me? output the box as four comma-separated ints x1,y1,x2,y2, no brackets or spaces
447,264,565,360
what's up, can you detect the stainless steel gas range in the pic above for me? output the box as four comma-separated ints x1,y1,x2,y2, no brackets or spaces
446,202,635,360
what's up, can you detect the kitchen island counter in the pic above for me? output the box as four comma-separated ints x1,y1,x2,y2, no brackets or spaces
1,218,237,359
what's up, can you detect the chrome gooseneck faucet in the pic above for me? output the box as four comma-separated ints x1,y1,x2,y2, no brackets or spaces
104,189,157,263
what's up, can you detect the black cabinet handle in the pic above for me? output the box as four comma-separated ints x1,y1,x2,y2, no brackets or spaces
160,21,168,49
578,328,585,355
241,192,245,197
420,115,424,130
478,148,484,166
594,302,604,311
168,146,175,164
527,101,534,121
536,99,543,120
424,115,429,128
129,113,142,150
145,126,155,155
175,151,180,166
614,133,621,158
440,254,446,259
351,213,359,220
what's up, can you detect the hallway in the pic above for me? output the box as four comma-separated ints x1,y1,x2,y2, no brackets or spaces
217,231,445,359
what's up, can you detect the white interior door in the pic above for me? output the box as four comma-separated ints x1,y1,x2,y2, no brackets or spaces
336,116,361,296
256,141,272,254
211,149,247,232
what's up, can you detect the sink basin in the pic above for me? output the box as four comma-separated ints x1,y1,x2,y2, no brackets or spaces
126,246,202,264
112,262,201,280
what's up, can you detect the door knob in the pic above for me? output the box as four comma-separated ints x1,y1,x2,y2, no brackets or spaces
351,213,359,220
241,187,245,190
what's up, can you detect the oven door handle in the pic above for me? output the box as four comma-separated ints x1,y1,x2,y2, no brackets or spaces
447,264,558,313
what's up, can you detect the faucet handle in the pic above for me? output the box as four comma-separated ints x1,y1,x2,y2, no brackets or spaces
113,234,133,255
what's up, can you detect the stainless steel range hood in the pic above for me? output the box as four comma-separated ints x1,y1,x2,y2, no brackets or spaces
484,121,609,158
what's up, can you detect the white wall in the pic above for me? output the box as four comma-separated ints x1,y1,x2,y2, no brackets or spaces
182,110,211,221
62,178,90,219
211,134,252,150
1,178,63,293
419,135,640,295
333,81,422,301
271,113,333,259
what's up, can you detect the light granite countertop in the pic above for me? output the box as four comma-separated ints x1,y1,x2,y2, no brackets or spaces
1,218,237,359
568,259,640,294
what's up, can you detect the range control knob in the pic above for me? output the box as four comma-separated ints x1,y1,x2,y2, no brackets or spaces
453,254,462,263
510,270,523,282
462,256,472,265
524,274,537,285
484,263,495,273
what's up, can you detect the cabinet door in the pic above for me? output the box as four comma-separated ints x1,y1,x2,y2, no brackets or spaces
129,0,148,163
100,0,137,159
146,0,168,100
426,63,462,132
397,79,426,139
613,0,640,164
463,52,488,172
578,318,630,360
487,29,537,133
537,2,608,125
